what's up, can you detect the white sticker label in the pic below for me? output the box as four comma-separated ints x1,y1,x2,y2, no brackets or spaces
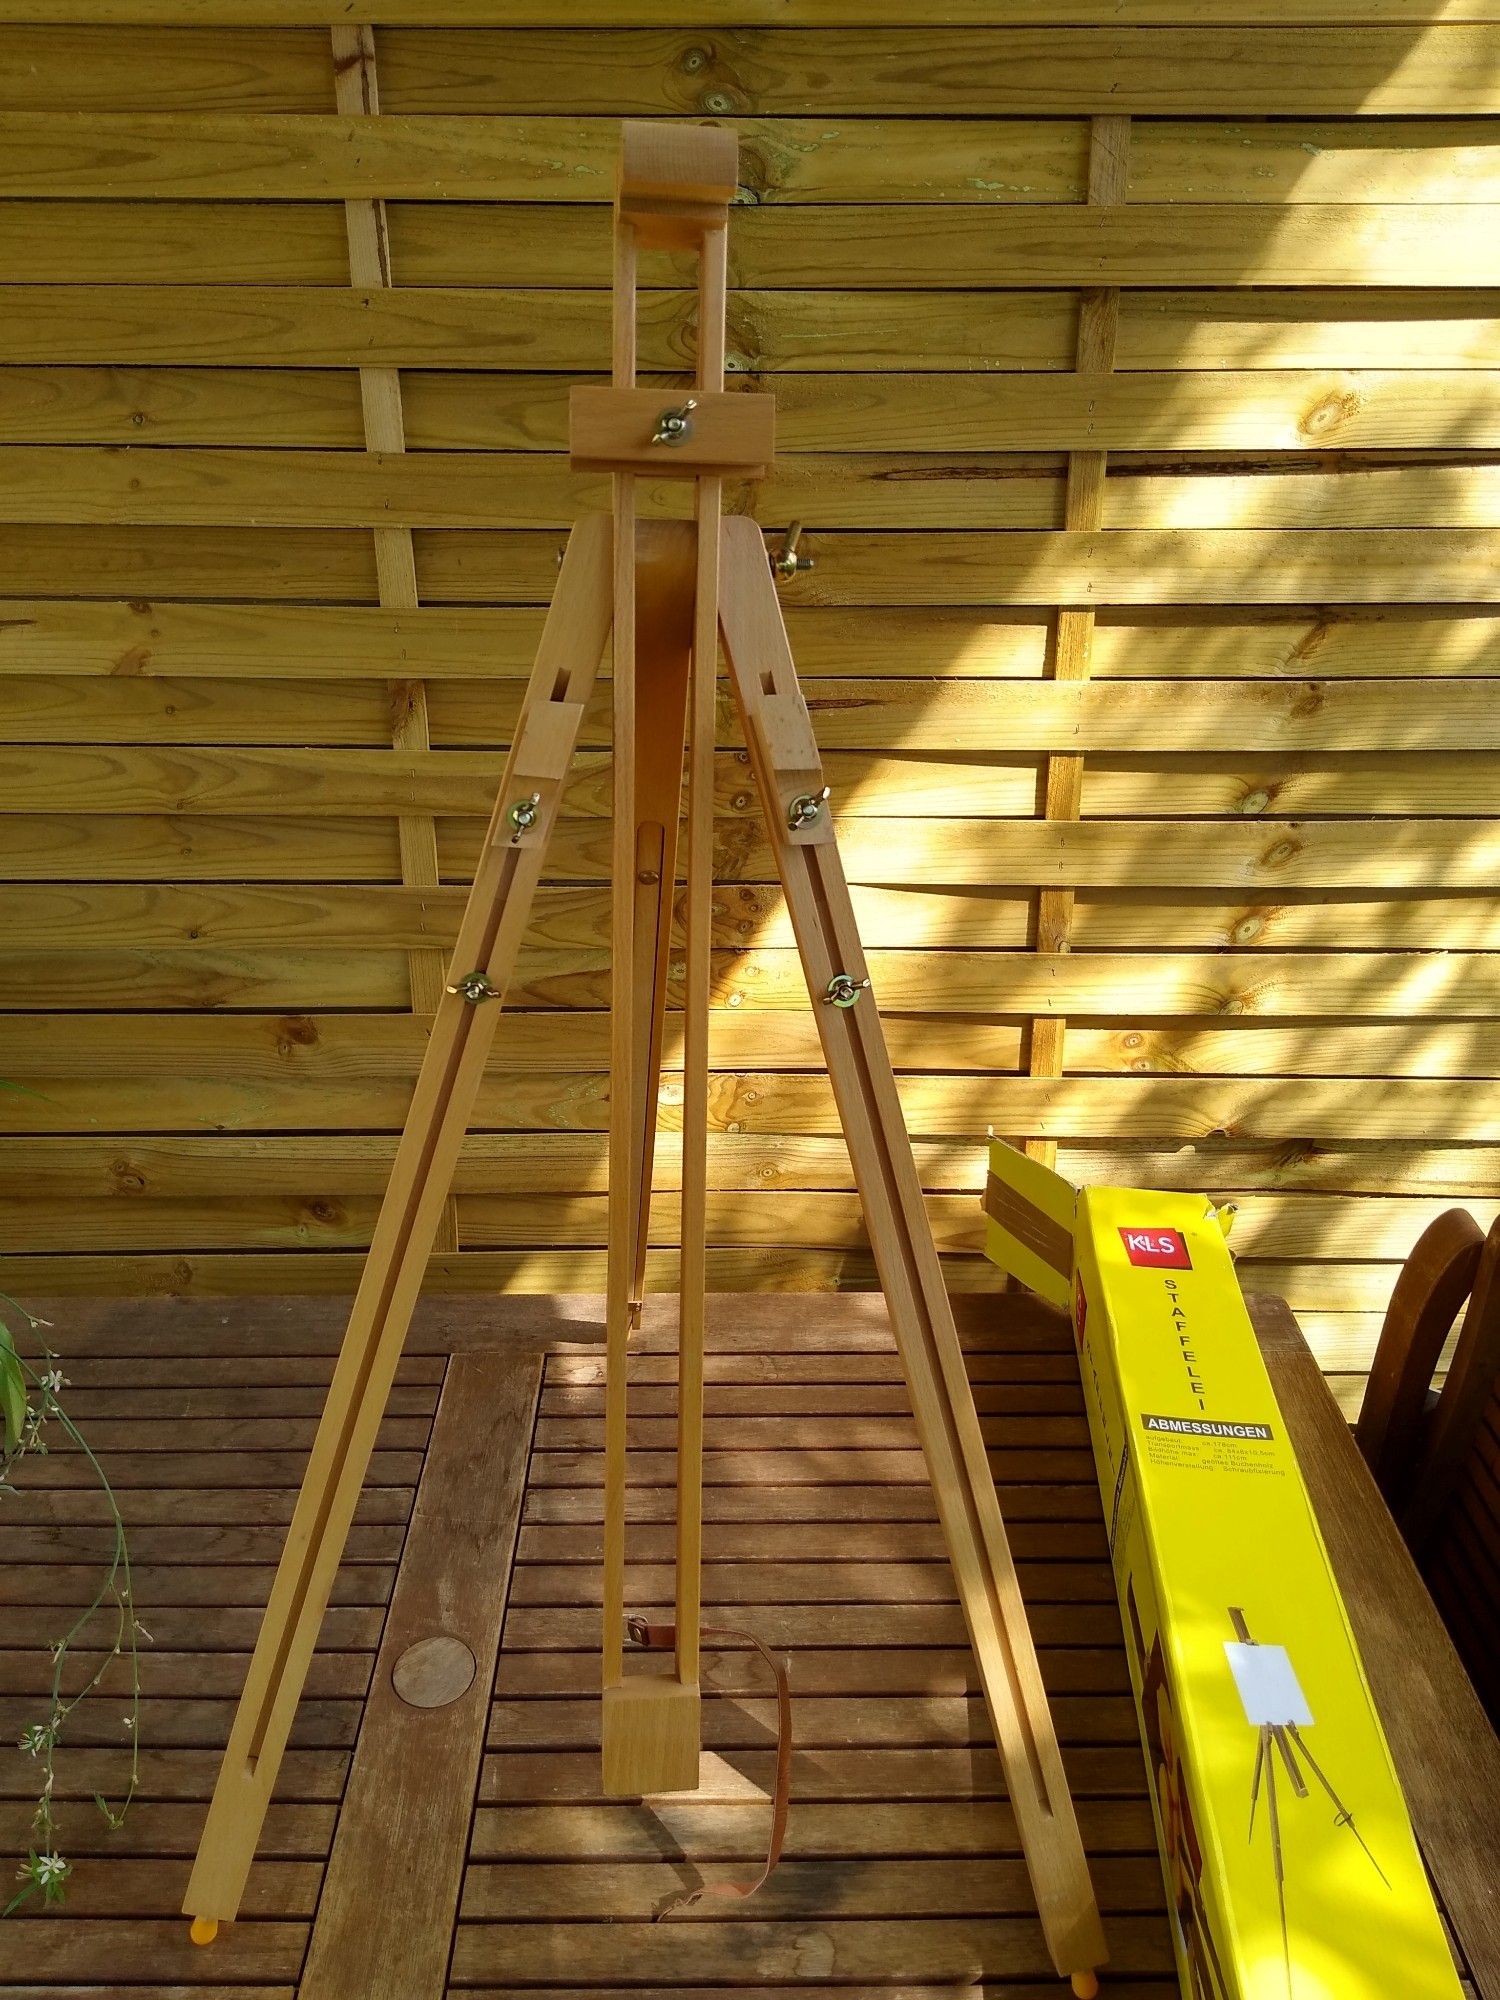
1224,1641,1313,1728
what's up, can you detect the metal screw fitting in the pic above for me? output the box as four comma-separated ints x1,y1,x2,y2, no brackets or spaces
787,786,830,831
447,970,500,1005
823,972,870,1010
507,792,541,842
771,522,815,582
651,397,698,447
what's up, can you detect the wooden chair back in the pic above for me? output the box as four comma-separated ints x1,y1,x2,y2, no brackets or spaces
1356,1210,1500,1727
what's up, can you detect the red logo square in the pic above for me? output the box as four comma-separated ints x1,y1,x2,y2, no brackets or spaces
1119,1227,1192,1270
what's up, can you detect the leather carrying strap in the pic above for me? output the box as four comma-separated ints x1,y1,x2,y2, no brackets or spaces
626,1616,791,1919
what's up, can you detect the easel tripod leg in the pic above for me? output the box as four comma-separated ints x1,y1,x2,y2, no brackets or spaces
717,518,1106,1985
182,518,613,1933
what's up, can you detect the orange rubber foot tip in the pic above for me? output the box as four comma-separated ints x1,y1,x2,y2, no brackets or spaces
189,1917,219,1947
1070,1974,1100,1999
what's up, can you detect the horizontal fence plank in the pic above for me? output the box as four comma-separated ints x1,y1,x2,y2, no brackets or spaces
6,1026,1500,1133
5,1122,1500,1198
4,26,1499,114
783,529,1500,605
8,200,1500,289
7,810,1500,897
12,447,1500,534
7,759,1500,835
0,523,1496,603
402,203,1500,289
6,1011,1500,1084
0,1132,975,1198
14,364,1500,460
6,287,1500,374
0,833,1494,931
0,947,1489,1018
3,882,1497,959
6,447,1500,534
9,668,1500,751
7,3,1500,24
0,26,330,110
1,1187,1486,1259
2,599,1496,680
0,1248,1418,1313
370,28,1500,118
9,4,1500,24
5,758,1500,836
7,115,1500,206
5,426,1500,537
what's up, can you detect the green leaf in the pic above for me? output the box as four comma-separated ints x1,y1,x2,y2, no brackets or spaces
0,1320,28,1454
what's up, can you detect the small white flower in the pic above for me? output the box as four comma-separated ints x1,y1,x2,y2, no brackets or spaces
18,1723,50,1757
32,1852,68,1888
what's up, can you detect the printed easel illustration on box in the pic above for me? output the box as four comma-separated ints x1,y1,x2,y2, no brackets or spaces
178,124,1108,1996
1227,1607,1391,1994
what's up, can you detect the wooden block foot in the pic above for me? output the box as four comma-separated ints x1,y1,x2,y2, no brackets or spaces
601,1676,700,1795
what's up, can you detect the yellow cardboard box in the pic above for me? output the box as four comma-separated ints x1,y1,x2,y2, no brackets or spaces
984,1140,1464,2000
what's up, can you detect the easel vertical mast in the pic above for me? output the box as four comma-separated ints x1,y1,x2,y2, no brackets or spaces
185,122,1103,1996
594,121,741,1793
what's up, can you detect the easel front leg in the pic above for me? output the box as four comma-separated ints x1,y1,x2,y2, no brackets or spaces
718,517,1106,1989
182,517,613,1935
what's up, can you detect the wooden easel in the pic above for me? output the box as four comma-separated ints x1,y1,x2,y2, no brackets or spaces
183,122,1105,1995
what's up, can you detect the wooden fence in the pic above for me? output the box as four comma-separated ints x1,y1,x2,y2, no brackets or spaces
1,5,1497,1404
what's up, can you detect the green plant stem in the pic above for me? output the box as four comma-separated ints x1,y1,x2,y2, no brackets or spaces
0,1297,141,1915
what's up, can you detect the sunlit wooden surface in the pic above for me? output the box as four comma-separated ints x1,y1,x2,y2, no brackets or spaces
1,1290,1491,1995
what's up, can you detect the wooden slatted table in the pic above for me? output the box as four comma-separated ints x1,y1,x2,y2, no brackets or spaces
0,1292,1493,1997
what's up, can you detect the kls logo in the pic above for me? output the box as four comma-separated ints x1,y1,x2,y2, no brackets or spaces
1119,1227,1192,1270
